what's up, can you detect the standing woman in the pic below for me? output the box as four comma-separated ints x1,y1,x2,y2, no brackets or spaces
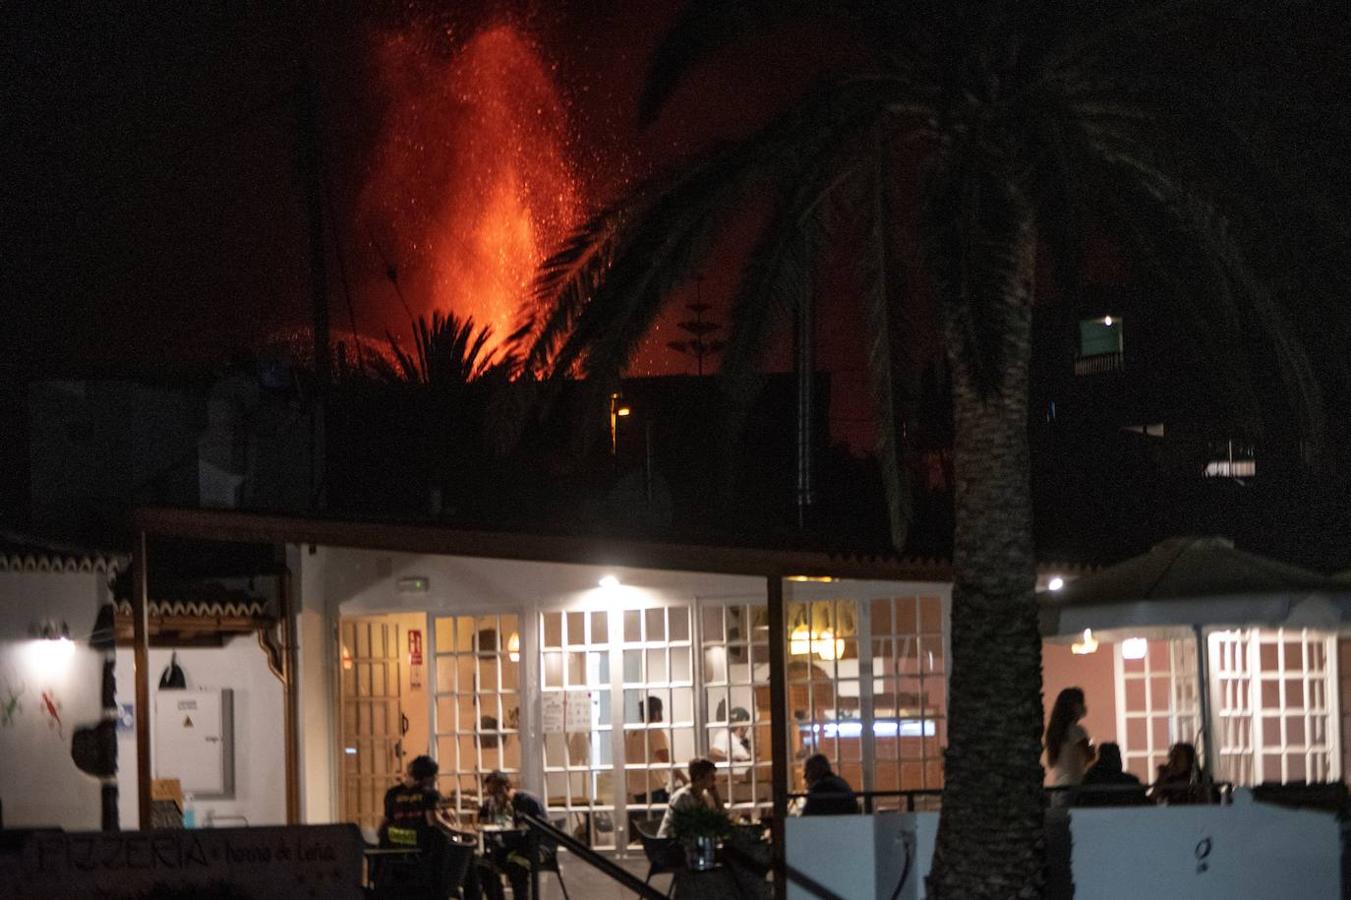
1046,687,1094,800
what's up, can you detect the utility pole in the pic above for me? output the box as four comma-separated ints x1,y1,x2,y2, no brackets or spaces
294,46,329,511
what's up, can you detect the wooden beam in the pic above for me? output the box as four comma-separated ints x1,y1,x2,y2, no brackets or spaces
280,564,301,824
132,506,951,584
767,575,788,900
132,530,151,829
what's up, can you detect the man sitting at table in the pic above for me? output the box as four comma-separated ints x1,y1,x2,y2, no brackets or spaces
801,754,859,816
658,757,725,837
478,770,553,900
378,755,485,897
379,755,447,850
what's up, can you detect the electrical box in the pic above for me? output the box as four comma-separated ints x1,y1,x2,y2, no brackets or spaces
154,689,235,798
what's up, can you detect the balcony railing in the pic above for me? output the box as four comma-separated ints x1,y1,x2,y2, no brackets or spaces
1074,351,1124,376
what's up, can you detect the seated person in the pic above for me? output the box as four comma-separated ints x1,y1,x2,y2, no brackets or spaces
658,757,725,838
377,756,478,898
708,707,753,777
478,770,552,900
801,754,859,815
379,755,447,850
1077,742,1147,806
1150,742,1209,806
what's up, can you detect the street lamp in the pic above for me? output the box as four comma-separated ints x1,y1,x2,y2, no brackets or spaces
608,392,631,456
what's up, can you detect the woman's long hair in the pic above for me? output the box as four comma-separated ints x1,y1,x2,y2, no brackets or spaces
1045,687,1086,768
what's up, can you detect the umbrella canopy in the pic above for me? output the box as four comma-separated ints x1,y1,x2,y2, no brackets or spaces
1039,536,1351,637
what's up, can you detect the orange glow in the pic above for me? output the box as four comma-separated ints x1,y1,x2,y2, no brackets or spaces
359,24,582,351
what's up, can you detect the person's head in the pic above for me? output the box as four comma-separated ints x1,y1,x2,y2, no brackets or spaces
484,769,512,799
1045,687,1087,768
688,757,717,792
1163,742,1197,775
1095,742,1124,774
803,753,832,787
407,755,438,788
729,706,750,737
642,695,664,724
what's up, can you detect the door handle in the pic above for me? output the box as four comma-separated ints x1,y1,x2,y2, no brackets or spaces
401,713,411,736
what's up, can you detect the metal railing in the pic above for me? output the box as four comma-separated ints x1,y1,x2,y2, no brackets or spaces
517,813,666,900
789,781,1236,813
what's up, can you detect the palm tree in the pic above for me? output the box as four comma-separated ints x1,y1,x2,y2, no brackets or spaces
372,310,518,387
526,3,1345,895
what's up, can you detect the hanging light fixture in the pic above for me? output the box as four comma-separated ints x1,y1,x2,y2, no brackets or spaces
814,629,845,661
1071,628,1099,655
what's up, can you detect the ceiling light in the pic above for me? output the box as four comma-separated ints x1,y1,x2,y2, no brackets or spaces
598,574,620,589
1103,316,1113,326
1121,637,1148,660
1048,576,1065,592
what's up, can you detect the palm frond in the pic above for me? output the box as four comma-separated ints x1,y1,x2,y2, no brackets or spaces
860,136,912,551
533,79,931,384
1085,130,1328,447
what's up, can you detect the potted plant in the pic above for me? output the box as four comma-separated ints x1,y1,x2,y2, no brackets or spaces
669,804,732,871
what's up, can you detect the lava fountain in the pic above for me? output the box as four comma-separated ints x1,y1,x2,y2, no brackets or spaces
357,23,582,352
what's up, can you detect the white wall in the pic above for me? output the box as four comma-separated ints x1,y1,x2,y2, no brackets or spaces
115,637,286,828
795,804,1341,899
1069,803,1340,899
291,544,337,824
0,570,107,829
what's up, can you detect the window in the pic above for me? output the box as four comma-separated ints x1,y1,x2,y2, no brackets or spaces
870,596,947,810
1204,440,1256,479
540,609,614,848
1075,316,1124,375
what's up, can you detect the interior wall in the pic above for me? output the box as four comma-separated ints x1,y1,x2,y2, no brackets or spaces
0,570,106,829
389,611,430,762
1042,640,1120,778
115,637,286,828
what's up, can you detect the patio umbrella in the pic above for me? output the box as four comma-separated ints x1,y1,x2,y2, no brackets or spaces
1037,536,1351,778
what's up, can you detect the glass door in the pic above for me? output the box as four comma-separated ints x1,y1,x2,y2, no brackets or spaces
338,617,406,832
1115,638,1201,782
621,606,695,841
1210,628,1339,784
430,613,522,819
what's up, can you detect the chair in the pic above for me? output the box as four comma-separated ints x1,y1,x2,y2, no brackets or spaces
491,825,570,900
637,825,683,898
372,828,474,899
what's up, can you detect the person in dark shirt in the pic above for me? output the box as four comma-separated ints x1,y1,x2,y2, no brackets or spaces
1150,742,1210,805
478,770,552,900
1077,742,1148,806
379,755,443,849
801,754,859,816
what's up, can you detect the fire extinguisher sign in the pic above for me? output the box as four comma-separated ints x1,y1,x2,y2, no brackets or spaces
409,629,424,689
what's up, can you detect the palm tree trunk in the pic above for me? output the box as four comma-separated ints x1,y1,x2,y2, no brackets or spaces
928,224,1045,899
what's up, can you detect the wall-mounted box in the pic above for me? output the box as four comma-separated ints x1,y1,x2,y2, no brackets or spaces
154,689,234,798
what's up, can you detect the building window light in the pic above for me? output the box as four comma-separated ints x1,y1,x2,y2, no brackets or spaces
1204,439,1256,480
1075,316,1124,375
1071,629,1099,655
